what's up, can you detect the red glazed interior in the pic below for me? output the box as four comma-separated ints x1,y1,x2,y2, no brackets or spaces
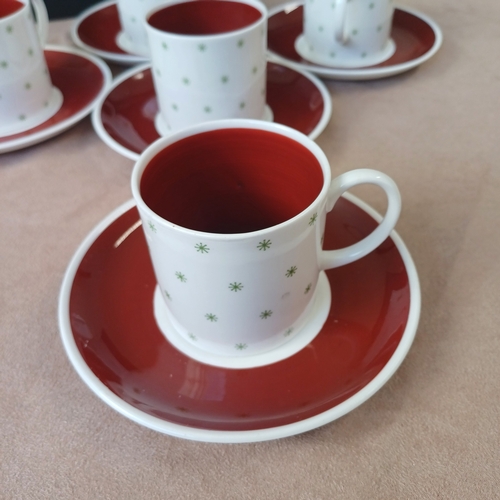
0,0,24,18
148,0,262,35
140,128,324,234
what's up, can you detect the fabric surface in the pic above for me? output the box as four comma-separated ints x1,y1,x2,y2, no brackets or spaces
1,1,500,498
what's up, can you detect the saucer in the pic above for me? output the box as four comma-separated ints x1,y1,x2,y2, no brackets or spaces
58,193,420,443
91,61,332,161
0,46,112,154
267,2,443,80
71,0,148,66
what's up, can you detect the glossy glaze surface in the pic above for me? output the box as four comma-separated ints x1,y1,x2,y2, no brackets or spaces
99,62,326,156
0,49,105,143
77,3,125,54
68,197,410,431
268,5,436,69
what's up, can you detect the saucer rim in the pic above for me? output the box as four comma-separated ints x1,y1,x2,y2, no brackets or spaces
0,45,112,154
267,2,443,80
90,60,332,161
70,0,149,66
58,194,421,443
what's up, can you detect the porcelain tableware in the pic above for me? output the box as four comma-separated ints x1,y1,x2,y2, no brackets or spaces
115,0,168,56
296,0,395,68
0,0,62,136
131,120,401,365
58,195,420,442
145,0,268,134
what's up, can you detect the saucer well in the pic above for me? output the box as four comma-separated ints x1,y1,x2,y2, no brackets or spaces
0,45,112,154
91,61,332,161
267,2,443,80
71,0,148,66
58,194,420,443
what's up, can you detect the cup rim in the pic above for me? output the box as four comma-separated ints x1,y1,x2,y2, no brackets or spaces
131,119,332,240
145,0,267,41
0,0,28,23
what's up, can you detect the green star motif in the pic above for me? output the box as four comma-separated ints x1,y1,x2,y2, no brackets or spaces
329,52,336,58
369,2,375,8
205,313,218,322
286,266,298,278
19,114,26,121
252,66,258,74
257,239,271,251
198,43,206,51
235,343,248,350
28,48,33,56
239,101,246,109
237,39,244,48
188,333,197,341
25,83,31,90
175,272,187,283
260,310,273,319
172,103,178,111
221,75,229,83
162,42,168,50
131,16,136,22
309,213,318,225
6,25,13,34
318,25,324,32
0,61,7,68
195,243,209,253
229,282,243,292
156,68,161,77
361,52,367,58
377,24,383,32
304,283,312,294
284,327,293,337
164,290,172,300
182,77,190,85
204,106,212,113
352,29,359,35
148,221,156,233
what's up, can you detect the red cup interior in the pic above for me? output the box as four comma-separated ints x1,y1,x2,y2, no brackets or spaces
0,0,24,18
140,128,324,234
147,0,262,36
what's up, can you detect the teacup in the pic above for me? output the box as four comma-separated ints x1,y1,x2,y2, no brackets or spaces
115,0,168,57
0,0,63,136
145,0,268,135
131,120,401,364
295,0,396,68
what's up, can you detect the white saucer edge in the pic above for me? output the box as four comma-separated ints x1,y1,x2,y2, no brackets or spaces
90,60,332,162
58,194,421,443
0,45,112,154
70,0,148,66
267,2,443,81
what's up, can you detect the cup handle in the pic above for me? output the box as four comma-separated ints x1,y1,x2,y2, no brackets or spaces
30,0,49,47
334,0,349,44
319,169,401,270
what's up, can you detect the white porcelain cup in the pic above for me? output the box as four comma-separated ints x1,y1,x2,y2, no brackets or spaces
295,0,396,68
131,119,401,362
145,0,268,135
115,0,168,57
0,0,63,136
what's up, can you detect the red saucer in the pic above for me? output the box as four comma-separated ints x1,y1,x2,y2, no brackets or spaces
0,46,111,153
93,61,331,160
59,195,419,440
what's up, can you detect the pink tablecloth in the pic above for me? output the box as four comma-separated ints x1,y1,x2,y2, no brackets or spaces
1,1,499,498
